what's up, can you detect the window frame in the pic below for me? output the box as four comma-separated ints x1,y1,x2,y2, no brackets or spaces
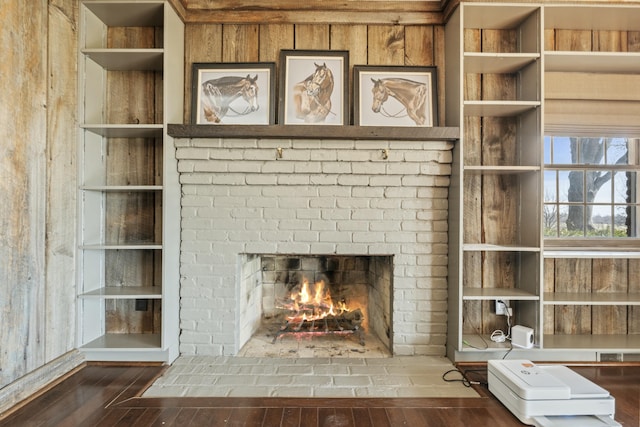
543,129,640,249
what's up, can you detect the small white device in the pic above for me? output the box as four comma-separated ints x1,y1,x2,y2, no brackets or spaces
488,359,620,427
511,325,534,348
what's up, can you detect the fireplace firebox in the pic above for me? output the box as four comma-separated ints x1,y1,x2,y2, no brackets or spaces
238,255,393,356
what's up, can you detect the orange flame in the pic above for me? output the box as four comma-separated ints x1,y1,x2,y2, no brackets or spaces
284,277,350,322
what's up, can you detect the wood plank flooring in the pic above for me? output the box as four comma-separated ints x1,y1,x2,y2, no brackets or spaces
1,363,638,426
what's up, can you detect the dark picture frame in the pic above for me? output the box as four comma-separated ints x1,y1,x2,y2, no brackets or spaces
191,62,276,125
278,50,349,126
353,65,438,127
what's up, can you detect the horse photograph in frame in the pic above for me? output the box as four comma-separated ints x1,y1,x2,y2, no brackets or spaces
191,62,276,125
278,50,349,126
354,65,438,127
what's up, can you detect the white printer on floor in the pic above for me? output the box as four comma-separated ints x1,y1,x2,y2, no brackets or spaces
488,360,621,427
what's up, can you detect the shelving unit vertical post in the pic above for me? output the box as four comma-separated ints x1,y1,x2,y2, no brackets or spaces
77,0,183,362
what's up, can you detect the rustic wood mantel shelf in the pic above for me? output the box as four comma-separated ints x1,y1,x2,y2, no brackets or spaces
167,124,459,141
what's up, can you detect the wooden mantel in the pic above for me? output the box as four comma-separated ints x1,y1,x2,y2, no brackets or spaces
168,124,459,141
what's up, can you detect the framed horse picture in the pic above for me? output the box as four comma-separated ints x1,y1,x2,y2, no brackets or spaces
278,50,349,126
353,65,438,127
191,62,276,125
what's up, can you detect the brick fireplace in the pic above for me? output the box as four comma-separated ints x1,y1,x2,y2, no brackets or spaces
174,137,453,357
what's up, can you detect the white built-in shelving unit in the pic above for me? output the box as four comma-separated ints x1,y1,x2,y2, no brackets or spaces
445,2,543,361
77,0,183,362
541,4,640,358
446,2,640,362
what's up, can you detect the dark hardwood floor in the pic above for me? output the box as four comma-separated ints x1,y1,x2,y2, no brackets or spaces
1,363,638,426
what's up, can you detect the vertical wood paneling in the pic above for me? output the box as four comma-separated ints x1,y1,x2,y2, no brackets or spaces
593,30,626,52
630,31,640,51
461,257,482,336
330,25,368,66
184,24,223,122
592,259,627,335
406,25,442,123
554,259,592,334
629,259,640,334
259,24,294,62
186,24,223,62
295,24,329,49
480,29,517,334
1,0,78,389
433,26,446,126
222,25,260,62
554,29,591,51
461,28,483,335
543,259,555,335
330,24,368,115
45,0,78,362
105,27,161,334
367,25,405,65
0,0,48,388
544,29,555,52
405,26,433,65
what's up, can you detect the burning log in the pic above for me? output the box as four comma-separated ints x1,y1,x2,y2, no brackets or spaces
281,308,362,332
272,277,365,345
325,308,363,330
272,308,365,345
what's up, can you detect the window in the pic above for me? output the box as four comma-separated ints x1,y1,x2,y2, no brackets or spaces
544,136,640,241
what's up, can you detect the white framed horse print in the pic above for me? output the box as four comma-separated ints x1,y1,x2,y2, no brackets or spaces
353,65,438,127
278,50,349,126
191,62,276,125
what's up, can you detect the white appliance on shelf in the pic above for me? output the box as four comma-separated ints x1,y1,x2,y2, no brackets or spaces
488,360,621,427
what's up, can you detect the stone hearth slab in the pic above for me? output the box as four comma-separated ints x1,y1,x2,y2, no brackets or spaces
142,356,480,398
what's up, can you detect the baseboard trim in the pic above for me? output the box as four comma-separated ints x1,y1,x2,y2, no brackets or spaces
0,350,85,418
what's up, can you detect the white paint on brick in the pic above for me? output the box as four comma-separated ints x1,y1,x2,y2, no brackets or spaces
175,138,454,357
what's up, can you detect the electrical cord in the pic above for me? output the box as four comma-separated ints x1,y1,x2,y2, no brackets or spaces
462,337,489,350
491,300,512,343
442,368,488,388
502,344,514,360
461,302,489,350
461,300,515,360
490,329,507,343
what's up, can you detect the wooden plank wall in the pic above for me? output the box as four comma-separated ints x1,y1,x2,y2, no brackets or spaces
0,0,77,388
544,259,640,336
462,28,519,335
104,28,163,334
543,27,640,337
182,23,445,125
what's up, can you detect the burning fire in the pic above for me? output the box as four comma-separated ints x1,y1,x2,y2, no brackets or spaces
272,276,365,345
285,278,350,322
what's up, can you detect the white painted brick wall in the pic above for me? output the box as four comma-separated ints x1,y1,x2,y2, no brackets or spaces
175,138,453,357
